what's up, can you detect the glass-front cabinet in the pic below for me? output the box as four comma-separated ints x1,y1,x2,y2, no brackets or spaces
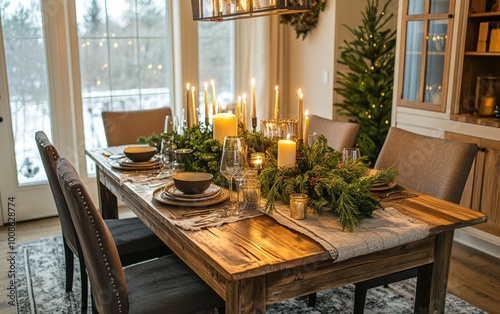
397,0,455,112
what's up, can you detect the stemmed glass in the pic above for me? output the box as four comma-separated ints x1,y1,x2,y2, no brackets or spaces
160,115,179,175
219,136,246,217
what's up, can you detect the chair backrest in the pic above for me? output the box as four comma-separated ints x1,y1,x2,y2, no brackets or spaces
57,157,129,313
102,107,172,146
309,114,360,152
35,131,80,255
375,127,478,204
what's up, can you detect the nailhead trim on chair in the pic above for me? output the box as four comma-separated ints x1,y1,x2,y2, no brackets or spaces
77,188,123,313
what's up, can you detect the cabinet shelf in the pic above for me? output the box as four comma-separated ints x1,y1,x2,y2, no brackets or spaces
465,51,500,56
469,12,500,18
450,114,500,128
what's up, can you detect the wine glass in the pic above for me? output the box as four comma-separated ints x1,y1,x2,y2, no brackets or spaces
164,115,179,133
219,136,246,217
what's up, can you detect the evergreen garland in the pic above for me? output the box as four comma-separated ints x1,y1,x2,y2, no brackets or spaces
259,135,398,231
280,0,328,40
334,0,396,165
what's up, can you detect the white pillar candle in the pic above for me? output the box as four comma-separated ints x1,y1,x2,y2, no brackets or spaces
278,136,296,167
213,113,237,144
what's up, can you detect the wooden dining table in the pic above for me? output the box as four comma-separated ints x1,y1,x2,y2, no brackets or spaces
86,147,487,314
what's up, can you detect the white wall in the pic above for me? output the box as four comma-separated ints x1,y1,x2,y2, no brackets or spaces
284,0,398,121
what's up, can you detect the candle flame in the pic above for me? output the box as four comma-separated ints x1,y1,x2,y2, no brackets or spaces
275,85,279,91
300,93,303,100
211,79,215,86
251,78,255,86
238,95,242,101
186,83,190,90
305,109,309,116
298,88,302,94
191,86,196,92
287,134,291,140
242,93,247,100
204,81,208,89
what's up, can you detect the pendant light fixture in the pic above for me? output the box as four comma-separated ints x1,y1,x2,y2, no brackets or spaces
191,0,311,22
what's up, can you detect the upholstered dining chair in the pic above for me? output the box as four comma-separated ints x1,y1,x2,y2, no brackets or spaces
35,131,171,311
309,114,360,152
57,157,225,313
101,106,172,146
352,127,479,313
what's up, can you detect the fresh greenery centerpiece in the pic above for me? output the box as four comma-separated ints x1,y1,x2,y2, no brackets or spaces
259,135,398,231
138,126,398,231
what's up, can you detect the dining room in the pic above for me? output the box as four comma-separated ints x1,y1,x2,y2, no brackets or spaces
0,0,500,313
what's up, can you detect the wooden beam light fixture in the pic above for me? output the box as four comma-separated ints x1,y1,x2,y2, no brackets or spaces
191,0,311,22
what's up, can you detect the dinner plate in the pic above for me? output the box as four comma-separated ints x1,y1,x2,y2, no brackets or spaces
152,187,229,207
110,160,160,171
162,189,221,202
119,156,160,166
370,181,398,191
164,182,221,199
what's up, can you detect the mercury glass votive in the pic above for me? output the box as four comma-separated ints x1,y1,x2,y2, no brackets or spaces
290,193,308,220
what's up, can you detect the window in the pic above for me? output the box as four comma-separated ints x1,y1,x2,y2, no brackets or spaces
76,0,173,159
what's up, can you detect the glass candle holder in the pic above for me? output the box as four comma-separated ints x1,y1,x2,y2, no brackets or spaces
260,118,298,140
289,193,308,220
250,152,265,172
238,179,261,211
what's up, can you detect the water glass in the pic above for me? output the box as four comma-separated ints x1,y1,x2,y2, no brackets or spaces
307,132,318,146
238,179,261,211
290,193,308,220
342,148,360,163
160,134,175,174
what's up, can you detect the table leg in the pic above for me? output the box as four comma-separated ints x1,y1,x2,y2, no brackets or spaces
226,276,266,313
96,167,118,219
414,230,454,314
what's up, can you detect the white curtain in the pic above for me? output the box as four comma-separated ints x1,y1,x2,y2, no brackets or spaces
235,16,287,129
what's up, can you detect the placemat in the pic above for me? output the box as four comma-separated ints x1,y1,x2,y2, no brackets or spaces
270,204,430,262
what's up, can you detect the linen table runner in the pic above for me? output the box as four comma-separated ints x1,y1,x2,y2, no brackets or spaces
271,205,429,262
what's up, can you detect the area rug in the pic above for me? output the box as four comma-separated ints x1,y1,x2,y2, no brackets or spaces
14,236,486,314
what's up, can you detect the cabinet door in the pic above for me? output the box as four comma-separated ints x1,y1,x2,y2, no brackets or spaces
446,132,500,237
398,0,455,112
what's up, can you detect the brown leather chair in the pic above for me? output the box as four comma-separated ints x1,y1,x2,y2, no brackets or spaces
353,127,478,313
101,107,172,146
309,114,360,151
57,157,225,313
35,131,171,311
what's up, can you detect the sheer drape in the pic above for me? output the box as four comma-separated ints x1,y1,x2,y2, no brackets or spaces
235,16,287,127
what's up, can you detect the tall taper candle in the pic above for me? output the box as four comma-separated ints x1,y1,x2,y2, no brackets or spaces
191,86,197,125
274,85,279,120
251,78,256,118
186,83,191,128
251,78,257,131
304,109,310,146
237,95,242,129
204,82,209,125
298,89,303,140
211,79,217,115
242,93,247,131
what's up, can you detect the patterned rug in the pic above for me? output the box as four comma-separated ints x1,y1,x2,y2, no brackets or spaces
14,236,486,314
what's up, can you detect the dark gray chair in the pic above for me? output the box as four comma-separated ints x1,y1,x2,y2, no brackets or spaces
309,114,360,151
353,127,478,313
35,131,171,311
102,107,172,146
57,157,225,313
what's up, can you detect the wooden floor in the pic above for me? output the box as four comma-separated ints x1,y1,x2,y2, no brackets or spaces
1,211,499,314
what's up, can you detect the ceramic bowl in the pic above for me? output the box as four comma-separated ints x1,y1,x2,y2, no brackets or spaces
172,172,213,194
123,146,157,162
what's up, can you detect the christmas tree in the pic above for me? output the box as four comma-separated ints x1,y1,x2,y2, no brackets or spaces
334,0,396,165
